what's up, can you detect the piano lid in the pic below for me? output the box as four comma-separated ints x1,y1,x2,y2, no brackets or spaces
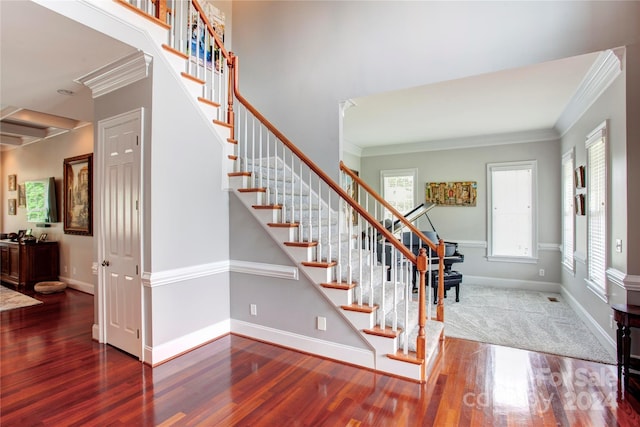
388,202,436,234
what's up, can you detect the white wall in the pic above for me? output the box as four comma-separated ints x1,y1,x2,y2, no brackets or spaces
1,126,95,292
231,1,640,179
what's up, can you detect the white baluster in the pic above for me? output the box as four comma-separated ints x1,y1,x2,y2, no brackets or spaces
299,162,303,242
316,179,322,261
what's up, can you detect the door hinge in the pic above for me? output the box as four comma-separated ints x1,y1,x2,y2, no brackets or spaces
136,200,139,211
136,135,139,146
137,329,140,339
136,265,139,275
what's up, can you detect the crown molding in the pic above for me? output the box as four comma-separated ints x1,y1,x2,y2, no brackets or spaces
76,50,152,98
360,128,559,157
343,140,363,157
555,48,623,137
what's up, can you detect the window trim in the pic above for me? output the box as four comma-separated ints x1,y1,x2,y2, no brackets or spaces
380,168,418,216
585,120,608,302
561,148,576,273
486,160,538,263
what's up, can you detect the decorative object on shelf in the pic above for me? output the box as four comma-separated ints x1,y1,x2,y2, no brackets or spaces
8,198,16,215
8,174,16,191
575,193,586,216
18,184,26,207
64,153,93,236
426,181,477,207
574,165,585,189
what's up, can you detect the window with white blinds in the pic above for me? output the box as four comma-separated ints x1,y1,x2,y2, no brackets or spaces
585,121,608,301
562,149,575,272
487,161,537,262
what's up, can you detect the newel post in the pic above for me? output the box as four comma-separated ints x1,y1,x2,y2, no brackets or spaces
227,53,236,139
437,239,445,324
417,247,427,360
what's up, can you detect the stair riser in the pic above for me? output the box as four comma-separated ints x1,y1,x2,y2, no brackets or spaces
236,190,266,206
181,75,204,98
284,246,317,263
363,333,398,355
268,227,298,242
342,309,375,330
301,265,333,283
229,175,251,190
320,287,353,306
376,356,423,381
252,208,281,223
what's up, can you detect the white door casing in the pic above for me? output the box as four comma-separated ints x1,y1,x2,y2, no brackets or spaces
97,108,143,359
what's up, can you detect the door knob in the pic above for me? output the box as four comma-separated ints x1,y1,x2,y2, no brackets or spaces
102,260,110,267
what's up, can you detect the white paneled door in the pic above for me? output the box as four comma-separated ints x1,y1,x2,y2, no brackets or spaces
99,109,142,359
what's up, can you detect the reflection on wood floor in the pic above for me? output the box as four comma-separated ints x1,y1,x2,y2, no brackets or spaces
1,288,639,426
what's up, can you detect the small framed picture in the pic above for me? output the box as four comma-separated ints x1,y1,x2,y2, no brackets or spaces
8,174,17,191
17,229,26,240
8,198,16,215
18,184,26,207
38,233,48,242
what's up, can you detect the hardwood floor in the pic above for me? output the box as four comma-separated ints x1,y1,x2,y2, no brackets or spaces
2,288,640,426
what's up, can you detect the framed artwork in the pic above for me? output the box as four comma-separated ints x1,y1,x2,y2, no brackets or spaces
38,233,48,242
8,198,16,215
18,184,26,207
575,194,586,216
426,181,477,207
574,166,585,189
64,153,93,236
8,174,16,191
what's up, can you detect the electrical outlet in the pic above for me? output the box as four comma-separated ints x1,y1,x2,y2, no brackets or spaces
539,269,545,277
616,239,623,253
64,265,68,273
72,267,76,275
250,304,257,316
317,316,327,331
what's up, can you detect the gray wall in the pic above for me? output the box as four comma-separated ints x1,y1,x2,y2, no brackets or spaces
229,193,368,349
560,67,627,341
231,1,640,179
361,139,562,284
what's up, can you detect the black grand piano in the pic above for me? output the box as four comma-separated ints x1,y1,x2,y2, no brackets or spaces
382,203,464,303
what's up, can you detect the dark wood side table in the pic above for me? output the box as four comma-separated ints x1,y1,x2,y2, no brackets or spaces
612,304,640,390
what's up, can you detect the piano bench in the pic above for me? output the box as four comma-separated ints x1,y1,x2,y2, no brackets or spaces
431,271,463,303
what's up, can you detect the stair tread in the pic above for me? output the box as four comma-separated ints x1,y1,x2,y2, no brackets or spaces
321,281,356,290
341,303,377,313
238,188,267,193
284,241,317,247
197,96,221,108
228,172,251,177
253,204,282,209
180,71,204,85
363,326,402,338
387,351,424,365
301,261,337,268
268,222,299,228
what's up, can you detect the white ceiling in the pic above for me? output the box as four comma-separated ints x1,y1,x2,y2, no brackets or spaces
0,1,137,149
343,51,601,153
1,1,601,155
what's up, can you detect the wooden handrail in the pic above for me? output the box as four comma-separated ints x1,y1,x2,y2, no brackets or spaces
340,161,438,252
230,54,416,264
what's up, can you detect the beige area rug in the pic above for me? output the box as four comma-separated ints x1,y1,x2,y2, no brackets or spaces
439,285,616,365
0,285,42,312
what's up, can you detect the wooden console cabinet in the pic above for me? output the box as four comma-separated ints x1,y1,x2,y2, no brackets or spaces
0,241,59,288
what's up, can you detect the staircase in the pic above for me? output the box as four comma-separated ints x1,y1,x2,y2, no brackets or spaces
115,0,447,382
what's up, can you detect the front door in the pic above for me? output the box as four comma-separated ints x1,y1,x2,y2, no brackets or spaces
99,109,142,358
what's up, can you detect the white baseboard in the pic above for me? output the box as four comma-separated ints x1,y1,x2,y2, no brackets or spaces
59,275,95,295
560,287,616,358
144,319,231,365
92,323,100,341
231,319,374,370
464,275,561,293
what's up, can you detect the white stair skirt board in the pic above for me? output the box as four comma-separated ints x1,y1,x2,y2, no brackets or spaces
231,319,375,370
363,332,398,355
145,319,231,366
